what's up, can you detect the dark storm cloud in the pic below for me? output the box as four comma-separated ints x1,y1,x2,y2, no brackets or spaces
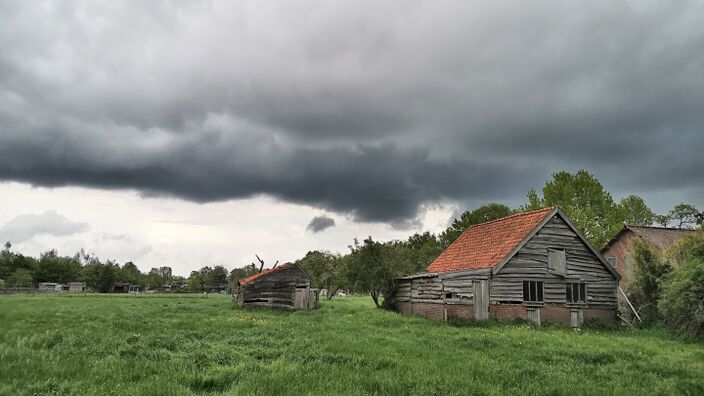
0,1,703,223
307,216,335,233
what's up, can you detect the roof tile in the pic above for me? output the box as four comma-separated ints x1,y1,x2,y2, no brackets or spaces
427,207,555,273
238,263,293,286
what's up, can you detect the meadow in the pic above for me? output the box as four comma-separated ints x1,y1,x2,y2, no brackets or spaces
1,295,703,395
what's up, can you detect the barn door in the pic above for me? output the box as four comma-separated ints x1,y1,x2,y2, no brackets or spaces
474,280,489,320
294,287,308,309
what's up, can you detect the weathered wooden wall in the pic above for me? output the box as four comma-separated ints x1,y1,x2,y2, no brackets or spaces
491,215,618,308
389,268,492,307
240,266,311,309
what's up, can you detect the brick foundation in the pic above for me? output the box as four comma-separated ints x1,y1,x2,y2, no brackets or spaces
395,302,473,321
410,302,445,320
395,301,616,326
445,304,474,320
489,303,528,320
541,305,572,325
584,307,617,325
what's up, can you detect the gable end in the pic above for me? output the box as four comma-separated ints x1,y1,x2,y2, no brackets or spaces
493,208,619,280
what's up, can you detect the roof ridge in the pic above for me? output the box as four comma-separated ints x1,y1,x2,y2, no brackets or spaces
239,262,293,285
626,225,694,232
465,206,555,229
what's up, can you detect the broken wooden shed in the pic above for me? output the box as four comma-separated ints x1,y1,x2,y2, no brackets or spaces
236,263,319,309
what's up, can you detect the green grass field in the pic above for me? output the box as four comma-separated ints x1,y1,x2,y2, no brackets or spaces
1,295,703,395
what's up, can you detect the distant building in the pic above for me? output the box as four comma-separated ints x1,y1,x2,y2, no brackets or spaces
68,282,86,292
601,225,694,294
113,283,130,293
236,263,319,310
389,207,619,327
38,283,60,292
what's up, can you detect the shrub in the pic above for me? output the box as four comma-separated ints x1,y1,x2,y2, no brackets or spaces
663,229,704,268
630,237,672,321
658,257,704,338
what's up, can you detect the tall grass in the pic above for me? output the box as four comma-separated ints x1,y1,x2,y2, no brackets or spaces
1,295,703,395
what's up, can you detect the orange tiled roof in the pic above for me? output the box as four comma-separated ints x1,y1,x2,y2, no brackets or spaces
238,263,293,286
426,207,556,273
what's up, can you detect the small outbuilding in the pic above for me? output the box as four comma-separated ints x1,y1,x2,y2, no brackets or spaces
388,206,620,327
68,282,86,292
38,282,60,292
236,263,319,309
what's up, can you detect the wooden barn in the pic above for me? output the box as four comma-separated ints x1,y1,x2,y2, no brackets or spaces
388,207,620,327
236,263,319,309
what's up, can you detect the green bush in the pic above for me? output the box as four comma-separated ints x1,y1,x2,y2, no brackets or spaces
630,237,672,321
659,257,704,338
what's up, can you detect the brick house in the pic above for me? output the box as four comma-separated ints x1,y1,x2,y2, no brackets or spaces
601,225,694,294
388,207,620,327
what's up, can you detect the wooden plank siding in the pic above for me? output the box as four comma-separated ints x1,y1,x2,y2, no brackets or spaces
389,269,492,306
239,265,311,309
491,214,618,308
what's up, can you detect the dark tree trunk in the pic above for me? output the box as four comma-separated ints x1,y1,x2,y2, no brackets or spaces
370,290,381,308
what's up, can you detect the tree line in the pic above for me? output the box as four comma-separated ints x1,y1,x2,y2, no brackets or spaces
0,245,253,292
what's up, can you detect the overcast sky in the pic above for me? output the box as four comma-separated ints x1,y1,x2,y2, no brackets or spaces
1,1,702,275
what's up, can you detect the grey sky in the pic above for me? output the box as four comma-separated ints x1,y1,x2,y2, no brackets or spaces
0,210,88,243
0,1,703,272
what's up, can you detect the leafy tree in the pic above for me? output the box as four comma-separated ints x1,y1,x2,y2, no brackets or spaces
654,214,671,227
198,266,213,282
158,266,173,284
343,237,412,308
34,250,82,284
228,264,259,284
0,242,37,280
630,237,672,321
526,170,623,248
7,268,33,287
659,255,704,338
187,270,204,291
618,195,655,226
668,203,699,229
83,261,119,292
440,203,512,247
522,188,543,212
0,242,12,279
297,251,342,299
146,268,164,289
405,232,443,272
344,237,386,308
663,229,704,268
120,261,143,285
207,266,229,287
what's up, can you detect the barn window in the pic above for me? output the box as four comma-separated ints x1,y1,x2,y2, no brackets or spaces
445,292,453,299
522,281,544,302
548,249,566,274
606,257,617,267
566,283,586,303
